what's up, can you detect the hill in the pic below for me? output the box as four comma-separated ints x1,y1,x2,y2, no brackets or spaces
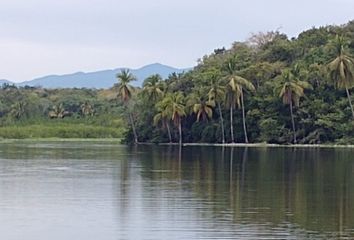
17,63,189,88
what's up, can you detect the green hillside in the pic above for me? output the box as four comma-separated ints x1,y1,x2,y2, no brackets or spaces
124,20,354,144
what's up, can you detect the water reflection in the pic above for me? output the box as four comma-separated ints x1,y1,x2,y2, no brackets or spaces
0,142,353,239
135,146,354,239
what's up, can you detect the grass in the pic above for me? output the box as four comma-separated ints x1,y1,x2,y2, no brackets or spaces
0,123,125,139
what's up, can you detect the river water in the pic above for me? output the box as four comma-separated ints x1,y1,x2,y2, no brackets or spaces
0,141,353,239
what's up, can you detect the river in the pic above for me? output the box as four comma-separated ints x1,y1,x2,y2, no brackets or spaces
0,141,353,239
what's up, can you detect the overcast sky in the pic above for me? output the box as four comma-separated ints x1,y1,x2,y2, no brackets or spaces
0,0,353,82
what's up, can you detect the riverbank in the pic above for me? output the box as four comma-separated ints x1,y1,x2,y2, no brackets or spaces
2,138,354,148
181,142,354,148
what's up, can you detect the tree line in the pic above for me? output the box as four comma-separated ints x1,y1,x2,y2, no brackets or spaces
118,21,354,145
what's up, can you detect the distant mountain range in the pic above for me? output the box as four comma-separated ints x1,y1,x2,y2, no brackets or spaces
0,63,191,89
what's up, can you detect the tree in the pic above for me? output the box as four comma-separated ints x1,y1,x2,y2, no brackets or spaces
80,101,94,117
328,35,354,119
279,70,312,144
154,99,173,143
116,69,138,144
247,30,281,49
48,104,71,119
10,101,26,119
164,92,186,145
142,74,165,102
207,71,226,143
225,83,239,143
187,90,214,122
224,57,255,143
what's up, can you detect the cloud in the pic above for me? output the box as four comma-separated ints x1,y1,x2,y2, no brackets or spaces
0,0,353,81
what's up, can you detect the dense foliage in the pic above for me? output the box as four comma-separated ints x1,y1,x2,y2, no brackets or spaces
0,85,126,138
125,21,354,144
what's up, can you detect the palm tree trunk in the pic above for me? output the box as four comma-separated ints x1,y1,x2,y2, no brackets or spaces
289,100,296,144
230,106,235,143
178,121,182,145
240,90,249,143
345,87,354,119
217,102,225,144
166,121,172,143
128,112,138,144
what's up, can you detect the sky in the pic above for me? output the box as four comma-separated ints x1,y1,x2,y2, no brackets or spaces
0,0,353,82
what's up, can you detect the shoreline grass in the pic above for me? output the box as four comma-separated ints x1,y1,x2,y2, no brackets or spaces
0,138,122,142
0,124,124,139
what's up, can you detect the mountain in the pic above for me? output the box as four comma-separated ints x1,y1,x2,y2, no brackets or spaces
0,79,12,85
17,63,190,89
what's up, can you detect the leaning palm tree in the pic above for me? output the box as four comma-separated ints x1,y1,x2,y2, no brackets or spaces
224,57,255,143
207,71,226,143
328,35,354,119
116,69,138,144
142,74,165,102
279,70,312,144
164,92,186,145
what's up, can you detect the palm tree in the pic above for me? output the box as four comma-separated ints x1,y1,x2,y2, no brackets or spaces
154,99,173,143
279,70,312,144
116,69,138,144
207,72,226,143
187,90,214,122
225,82,239,143
10,101,26,119
48,104,72,119
164,92,186,145
328,35,354,119
224,57,255,143
142,74,165,102
80,101,94,117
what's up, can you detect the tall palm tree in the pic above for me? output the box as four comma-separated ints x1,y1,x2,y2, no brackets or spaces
154,99,173,143
225,57,255,143
116,69,138,144
164,92,186,145
279,70,312,144
142,74,165,102
328,35,354,119
207,72,226,143
225,82,240,143
187,90,214,122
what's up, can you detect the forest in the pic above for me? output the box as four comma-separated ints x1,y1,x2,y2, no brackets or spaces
1,20,354,144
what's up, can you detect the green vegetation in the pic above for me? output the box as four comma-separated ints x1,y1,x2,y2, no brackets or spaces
1,20,354,144
123,20,354,145
0,86,126,139
0,122,123,139
116,69,139,143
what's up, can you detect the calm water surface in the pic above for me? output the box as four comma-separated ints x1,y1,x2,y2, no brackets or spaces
0,141,353,239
